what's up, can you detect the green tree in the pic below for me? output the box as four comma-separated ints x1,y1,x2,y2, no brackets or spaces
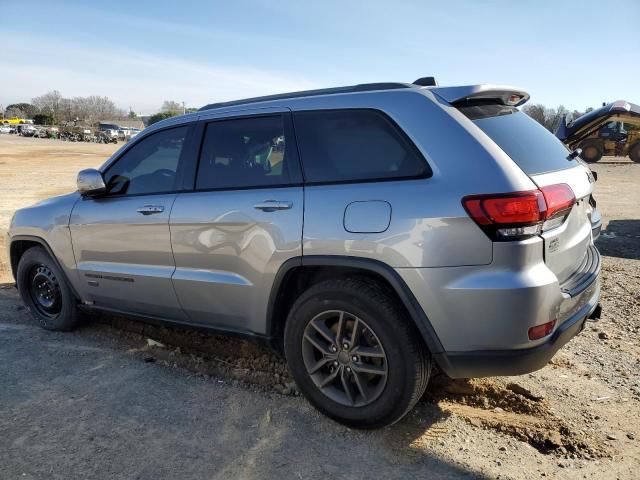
5,103,38,118
33,114,55,125
147,111,178,126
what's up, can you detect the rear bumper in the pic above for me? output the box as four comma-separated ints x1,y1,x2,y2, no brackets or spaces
396,238,602,378
434,298,600,378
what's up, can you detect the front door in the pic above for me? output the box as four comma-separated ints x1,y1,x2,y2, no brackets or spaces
69,125,192,319
169,111,303,334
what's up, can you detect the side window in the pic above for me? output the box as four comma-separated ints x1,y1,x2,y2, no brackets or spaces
293,109,430,183
104,126,188,195
196,115,298,190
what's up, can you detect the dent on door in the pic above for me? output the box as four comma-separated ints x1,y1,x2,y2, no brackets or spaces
169,188,304,333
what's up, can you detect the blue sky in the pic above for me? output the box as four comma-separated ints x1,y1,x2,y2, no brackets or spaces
2,0,638,114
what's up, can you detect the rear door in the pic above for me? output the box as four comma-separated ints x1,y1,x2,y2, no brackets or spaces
169,109,303,334
70,125,194,319
463,104,597,284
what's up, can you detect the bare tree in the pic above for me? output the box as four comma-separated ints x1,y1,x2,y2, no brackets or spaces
524,104,598,131
523,104,571,132
522,104,546,126
31,91,126,125
5,106,28,119
161,100,182,113
32,90,64,122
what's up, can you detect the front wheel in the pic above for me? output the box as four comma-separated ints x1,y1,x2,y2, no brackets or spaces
284,277,431,429
16,246,80,331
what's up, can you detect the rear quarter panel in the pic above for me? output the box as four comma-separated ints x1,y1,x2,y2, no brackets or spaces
291,89,536,268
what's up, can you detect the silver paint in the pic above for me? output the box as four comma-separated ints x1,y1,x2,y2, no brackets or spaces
8,82,601,362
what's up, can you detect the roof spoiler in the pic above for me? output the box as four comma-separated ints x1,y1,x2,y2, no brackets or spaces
430,84,530,107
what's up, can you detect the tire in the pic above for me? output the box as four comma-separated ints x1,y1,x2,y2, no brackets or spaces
629,143,640,163
579,140,604,163
16,246,80,331
284,277,431,429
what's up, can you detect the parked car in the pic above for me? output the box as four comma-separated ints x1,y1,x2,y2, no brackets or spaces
0,125,11,134
127,128,141,141
20,125,37,137
98,123,120,140
7,79,602,428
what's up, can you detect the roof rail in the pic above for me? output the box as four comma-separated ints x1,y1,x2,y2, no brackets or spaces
198,82,411,112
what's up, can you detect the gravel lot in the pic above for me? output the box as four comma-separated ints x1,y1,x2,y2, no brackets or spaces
0,135,638,479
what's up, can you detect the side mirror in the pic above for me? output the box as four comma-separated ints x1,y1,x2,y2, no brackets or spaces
77,168,106,196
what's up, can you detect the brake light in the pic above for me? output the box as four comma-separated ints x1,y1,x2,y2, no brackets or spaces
462,184,575,240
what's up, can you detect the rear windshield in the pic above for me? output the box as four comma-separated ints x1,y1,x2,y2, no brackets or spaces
459,104,576,174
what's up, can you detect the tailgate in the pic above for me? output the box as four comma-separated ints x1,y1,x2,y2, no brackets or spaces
530,164,595,284
458,103,599,286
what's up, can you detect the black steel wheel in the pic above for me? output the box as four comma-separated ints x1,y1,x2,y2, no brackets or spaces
28,264,62,318
17,246,80,331
285,277,431,429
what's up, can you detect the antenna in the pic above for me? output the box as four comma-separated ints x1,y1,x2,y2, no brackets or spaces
413,77,438,87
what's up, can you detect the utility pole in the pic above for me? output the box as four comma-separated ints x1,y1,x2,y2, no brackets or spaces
182,101,186,115
1,105,4,122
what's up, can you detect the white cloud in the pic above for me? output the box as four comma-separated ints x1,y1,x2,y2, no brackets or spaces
0,38,320,114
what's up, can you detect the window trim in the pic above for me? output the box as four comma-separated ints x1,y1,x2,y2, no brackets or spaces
291,107,433,187
96,124,197,199
191,112,304,193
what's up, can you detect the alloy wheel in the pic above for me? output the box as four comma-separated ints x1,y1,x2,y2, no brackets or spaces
301,310,388,407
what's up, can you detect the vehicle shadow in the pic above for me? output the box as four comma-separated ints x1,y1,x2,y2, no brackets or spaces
596,219,640,260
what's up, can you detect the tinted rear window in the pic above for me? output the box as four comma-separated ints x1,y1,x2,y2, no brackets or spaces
196,115,300,190
294,109,430,183
459,105,576,174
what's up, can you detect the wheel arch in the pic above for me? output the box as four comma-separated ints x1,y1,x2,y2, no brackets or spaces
9,235,80,299
266,256,445,355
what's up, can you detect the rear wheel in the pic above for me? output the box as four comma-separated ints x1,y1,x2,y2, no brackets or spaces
16,246,80,331
579,140,604,163
284,277,431,429
629,142,640,163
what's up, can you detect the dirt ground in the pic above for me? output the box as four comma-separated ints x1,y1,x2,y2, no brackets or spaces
0,134,638,479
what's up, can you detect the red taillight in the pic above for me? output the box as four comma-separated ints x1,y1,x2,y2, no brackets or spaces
462,184,575,240
528,319,556,340
463,191,545,225
540,184,576,219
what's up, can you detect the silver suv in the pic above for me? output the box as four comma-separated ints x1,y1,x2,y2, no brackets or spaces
8,79,602,428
